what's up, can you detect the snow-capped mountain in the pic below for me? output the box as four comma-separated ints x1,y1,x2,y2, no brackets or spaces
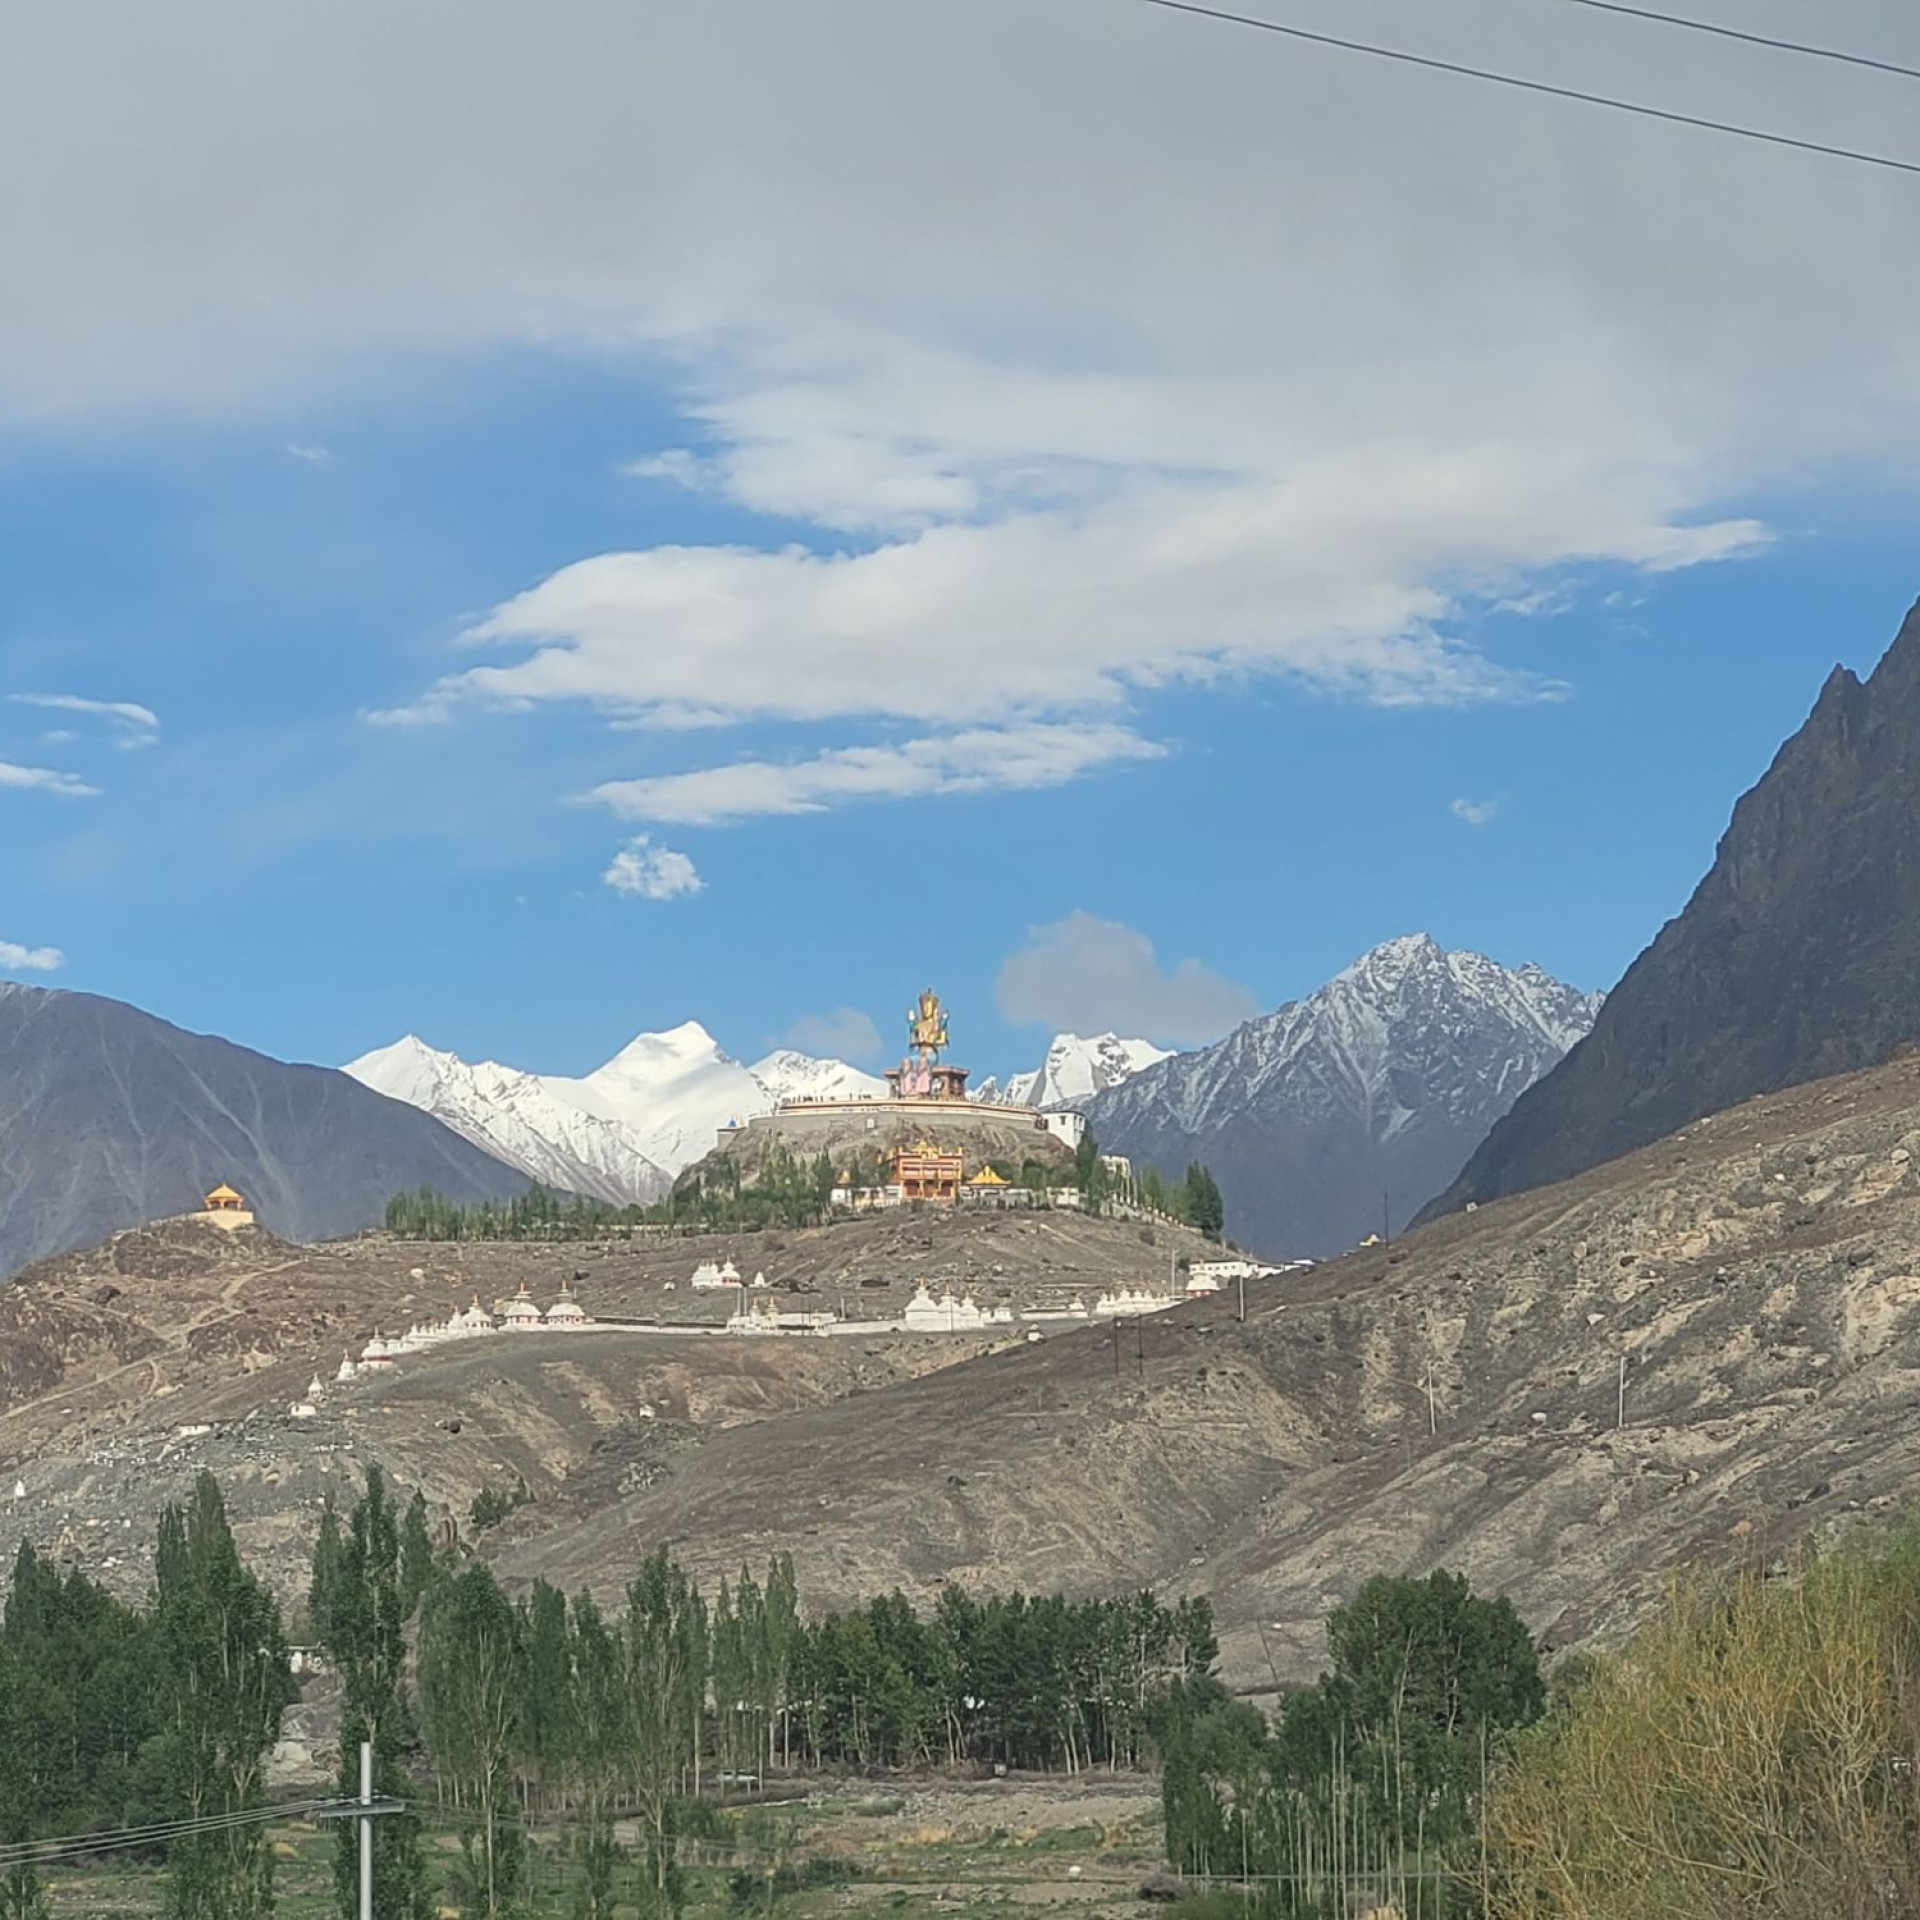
346,1023,887,1198
560,1022,772,1175
749,1050,889,1108
987,1033,1171,1109
344,1036,673,1206
1085,934,1602,1258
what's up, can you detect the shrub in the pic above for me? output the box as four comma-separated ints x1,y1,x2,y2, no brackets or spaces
1483,1528,1920,1918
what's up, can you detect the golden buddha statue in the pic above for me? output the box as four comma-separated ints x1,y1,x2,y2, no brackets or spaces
908,987,949,1057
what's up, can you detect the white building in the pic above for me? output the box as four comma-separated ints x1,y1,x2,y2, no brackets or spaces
690,1258,745,1289
1188,1257,1294,1290
1041,1111,1087,1150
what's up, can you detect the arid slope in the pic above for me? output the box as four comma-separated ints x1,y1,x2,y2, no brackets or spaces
501,1053,1920,1691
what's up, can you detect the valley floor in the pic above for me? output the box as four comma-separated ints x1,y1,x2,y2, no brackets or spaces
33,1776,1166,1920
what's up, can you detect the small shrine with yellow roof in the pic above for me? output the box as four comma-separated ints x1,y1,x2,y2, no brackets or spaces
200,1182,254,1231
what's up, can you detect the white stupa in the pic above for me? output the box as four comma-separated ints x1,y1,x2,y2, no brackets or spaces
336,1352,359,1383
500,1281,544,1330
546,1277,589,1326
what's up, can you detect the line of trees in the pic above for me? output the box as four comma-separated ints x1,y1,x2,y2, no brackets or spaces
0,1474,297,1920
385,1137,1229,1244
398,1543,1220,1919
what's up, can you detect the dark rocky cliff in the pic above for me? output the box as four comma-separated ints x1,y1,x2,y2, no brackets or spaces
1424,595,1920,1219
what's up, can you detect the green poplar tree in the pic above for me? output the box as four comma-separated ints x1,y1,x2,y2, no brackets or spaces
566,1594,627,1920
418,1564,525,1920
154,1472,295,1920
399,1492,435,1617
315,1468,432,1920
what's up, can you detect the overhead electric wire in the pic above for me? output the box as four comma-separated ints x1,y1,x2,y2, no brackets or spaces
1559,0,1920,85
0,1797,354,1869
1133,0,1920,178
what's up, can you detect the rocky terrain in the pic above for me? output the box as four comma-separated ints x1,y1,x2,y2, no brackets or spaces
0,983,525,1279
688,1098,1077,1190
0,1203,1219,1616
488,1049,1920,1693
1432,595,1920,1218
18,1048,1920,1701
1087,934,1600,1257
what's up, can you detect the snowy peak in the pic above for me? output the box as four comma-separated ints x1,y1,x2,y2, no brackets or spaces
750,1050,889,1106
994,1032,1171,1109
343,1037,670,1208
347,1022,887,1192
1083,935,1602,1257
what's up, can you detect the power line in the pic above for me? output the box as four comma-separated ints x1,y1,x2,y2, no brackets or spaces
1133,0,1920,178
0,1798,350,1870
1559,0,1920,86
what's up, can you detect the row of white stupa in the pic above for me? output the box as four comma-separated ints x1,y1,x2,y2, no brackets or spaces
685,1259,770,1290
340,1280,600,1377
725,1280,1178,1337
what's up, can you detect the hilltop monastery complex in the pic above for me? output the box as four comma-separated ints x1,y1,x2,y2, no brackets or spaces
190,991,1293,1415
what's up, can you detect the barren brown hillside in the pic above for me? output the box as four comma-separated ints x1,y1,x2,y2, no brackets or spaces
498,1051,1920,1691
15,1052,1920,1700
0,1203,1220,1612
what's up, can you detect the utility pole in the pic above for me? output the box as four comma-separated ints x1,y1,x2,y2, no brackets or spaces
1236,1271,1245,1324
1382,1190,1391,1249
1425,1360,1436,1437
1618,1352,1627,1431
315,1739,403,1920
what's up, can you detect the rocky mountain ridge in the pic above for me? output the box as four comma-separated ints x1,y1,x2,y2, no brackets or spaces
977,1032,1171,1109
1429,594,1920,1219
1086,934,1602,1255
0,984,525,1279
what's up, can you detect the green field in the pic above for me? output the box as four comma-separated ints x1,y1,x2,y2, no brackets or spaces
32,1780,1167,1920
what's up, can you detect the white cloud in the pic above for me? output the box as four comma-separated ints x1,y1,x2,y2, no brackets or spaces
0,940,63,973
591,723,1162,826
409,453,1736,735
601,835,703,900
11,693,158,751
0,760,100,798
783,1007,883,1063
1451,796,1501,826
2,0,1916,785
285,442,333,464
996,910,1262,1046
622,448,709,487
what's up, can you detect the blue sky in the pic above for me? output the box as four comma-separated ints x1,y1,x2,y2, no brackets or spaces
3,1,1918,1082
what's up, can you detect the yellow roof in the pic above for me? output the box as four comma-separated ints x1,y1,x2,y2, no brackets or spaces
205,1183,244,1203
967,1166,1010,1186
